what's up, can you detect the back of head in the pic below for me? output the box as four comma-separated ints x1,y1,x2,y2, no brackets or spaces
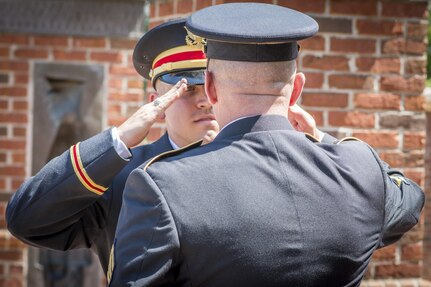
185,3,318,125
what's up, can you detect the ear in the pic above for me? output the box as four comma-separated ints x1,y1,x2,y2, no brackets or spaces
205,70,218,105
289,72,305,106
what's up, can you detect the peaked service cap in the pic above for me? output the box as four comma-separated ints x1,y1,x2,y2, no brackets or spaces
133,18,207,88
185,3,319,62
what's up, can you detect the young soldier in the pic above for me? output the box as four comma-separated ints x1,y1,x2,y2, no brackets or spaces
6,19,217,277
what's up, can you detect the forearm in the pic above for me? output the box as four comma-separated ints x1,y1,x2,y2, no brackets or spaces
6,129,128,248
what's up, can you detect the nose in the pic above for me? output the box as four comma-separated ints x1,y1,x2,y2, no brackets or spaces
196,92,212,110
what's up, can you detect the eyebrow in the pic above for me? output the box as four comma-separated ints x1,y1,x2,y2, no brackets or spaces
186,85,196,92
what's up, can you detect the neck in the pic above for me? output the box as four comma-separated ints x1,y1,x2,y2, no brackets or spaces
215,94,289,129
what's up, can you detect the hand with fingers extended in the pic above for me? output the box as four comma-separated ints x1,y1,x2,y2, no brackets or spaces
118,79,188,148
288,104,324,141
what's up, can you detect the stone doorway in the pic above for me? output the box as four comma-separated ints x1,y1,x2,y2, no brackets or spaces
29,63,104,287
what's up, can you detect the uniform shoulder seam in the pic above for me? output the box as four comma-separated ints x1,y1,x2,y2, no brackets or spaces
144,139,203,172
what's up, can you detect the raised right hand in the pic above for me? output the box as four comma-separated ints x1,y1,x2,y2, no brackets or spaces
117,79,188,148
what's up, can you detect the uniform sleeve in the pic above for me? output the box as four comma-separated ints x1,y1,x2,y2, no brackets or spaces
366,147,425,248
108,167,180,286
6,128,129,250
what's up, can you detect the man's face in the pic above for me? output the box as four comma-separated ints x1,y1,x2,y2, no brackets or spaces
155,81,219,147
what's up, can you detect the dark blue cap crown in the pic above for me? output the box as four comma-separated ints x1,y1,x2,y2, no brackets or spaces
186,3,319,62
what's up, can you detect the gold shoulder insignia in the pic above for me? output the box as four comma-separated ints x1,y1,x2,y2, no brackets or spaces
335,137,362,144
389,175,409,188
305,133,320,143
144,139,203,171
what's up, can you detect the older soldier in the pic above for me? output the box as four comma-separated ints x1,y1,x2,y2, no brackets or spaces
110,3,424,287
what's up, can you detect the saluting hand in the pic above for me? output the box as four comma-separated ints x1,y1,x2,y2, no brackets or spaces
117,79,188,148
288,104,324,141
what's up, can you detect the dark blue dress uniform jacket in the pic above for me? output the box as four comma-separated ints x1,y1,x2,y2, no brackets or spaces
6,130,174,275
110,115,424,287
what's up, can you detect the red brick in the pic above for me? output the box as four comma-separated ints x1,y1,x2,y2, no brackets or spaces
127,79,144,89
329,111,375,128
357,20,403,36
73,37,107,48
299,35,324,51
303,72,323,89
402,242,423,261
108,104,122,116
11,152,26,165
278,0,325,13
53,50,86,61
0,153,6,164
405,59,426,75
11,178,26,190
177,0,194,14
109,78,123,89
407,23,428,40
12,127,26,137
302,55,349,71
0,34,29,45
0,99,7,110
109,65,137,76
159,1,174,17
90,51,123,63
356,57,400,73
14,74,29,84
404,132,425,150
108,116,127,127
34,36,69,47
196,0,213,10
331,38,375,54
0,250,23,261
352,131,398,148
149,20,164,30
404,152,424,168
109,92,141,102
0,167,25,177
382,38,427,55
12,101,27,111
331,0,378,16
111,38,138,50
379,151,403,168
0,139,26,150
0,61,29,72
301,92,348,108
354,93,400,110
0,47,9,58
14,48,49,59
0,277,24,287
380,76,425,93
375,263,421,278
405,95,425,111
9,265,23,276
403,170,424,187
372,244,396,261
328,75,373,90
382,2,428,18
0,87,27,97
308,110,323,126
0,114,27,123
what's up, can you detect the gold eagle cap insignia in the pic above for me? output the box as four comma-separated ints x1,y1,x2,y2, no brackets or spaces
184,26,207,51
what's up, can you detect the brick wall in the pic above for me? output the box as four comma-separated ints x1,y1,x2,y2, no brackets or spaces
0,0,429,286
